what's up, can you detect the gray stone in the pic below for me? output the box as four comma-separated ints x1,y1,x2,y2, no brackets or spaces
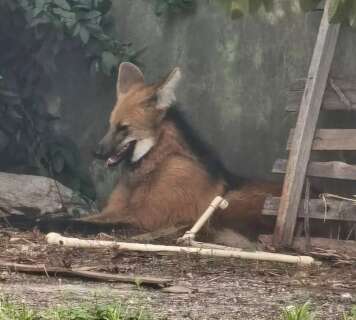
0,172,95,219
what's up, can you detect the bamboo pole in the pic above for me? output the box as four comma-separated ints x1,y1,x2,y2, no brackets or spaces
46,232,315,266
178,196,229,245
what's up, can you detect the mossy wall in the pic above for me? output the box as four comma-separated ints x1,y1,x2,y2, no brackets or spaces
48,0,356,203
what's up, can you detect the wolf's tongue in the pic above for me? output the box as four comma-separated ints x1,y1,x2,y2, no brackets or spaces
106,155,121,167
106,143,132,167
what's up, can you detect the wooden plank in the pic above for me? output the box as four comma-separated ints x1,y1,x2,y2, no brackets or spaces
273,159,356,180
287,78,356,111
264,196,356,222
274,0,340,247
287,129,356,150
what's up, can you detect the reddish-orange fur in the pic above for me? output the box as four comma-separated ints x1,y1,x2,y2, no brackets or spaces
91,117,226,229
86,63,280,234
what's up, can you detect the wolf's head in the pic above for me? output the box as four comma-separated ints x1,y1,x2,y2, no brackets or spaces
94,62,181,167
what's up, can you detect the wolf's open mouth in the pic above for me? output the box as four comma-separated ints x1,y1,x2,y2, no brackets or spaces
106,141,136,167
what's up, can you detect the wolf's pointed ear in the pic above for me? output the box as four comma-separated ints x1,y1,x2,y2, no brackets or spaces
117,62,144,98
156,67,181,110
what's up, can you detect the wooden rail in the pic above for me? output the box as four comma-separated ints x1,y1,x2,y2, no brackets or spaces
273,159,356,180
286,129,356,150
264,196,356,222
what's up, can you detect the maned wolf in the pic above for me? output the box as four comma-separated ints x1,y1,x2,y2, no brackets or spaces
86,62,279,237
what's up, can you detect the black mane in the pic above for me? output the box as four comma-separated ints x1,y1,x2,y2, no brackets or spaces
165,105,245,190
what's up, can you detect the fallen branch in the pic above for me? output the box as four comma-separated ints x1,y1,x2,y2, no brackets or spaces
46,232,315,266
0,260,172,287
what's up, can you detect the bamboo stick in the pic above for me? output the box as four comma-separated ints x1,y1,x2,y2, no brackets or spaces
46,232,315,266
178,196,229,245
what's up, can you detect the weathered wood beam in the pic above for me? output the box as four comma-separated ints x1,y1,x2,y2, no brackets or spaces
287,129,356,150
263,196,356,222
274,0,340,247
273,159,356,180
287,78,356,112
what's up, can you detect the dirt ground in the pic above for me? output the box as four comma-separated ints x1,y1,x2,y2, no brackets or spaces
0,225,355,320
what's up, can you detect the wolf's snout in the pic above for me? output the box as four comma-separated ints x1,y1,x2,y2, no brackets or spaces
93,142,108,159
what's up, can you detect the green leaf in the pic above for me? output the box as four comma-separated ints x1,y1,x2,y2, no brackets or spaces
32,6,44,17
299,0,322,12
230,0,249,19
101,51,117,75
79,25,90,43
52,7,72,18
72,23,81,36
82,10,102,20
35,0,47,9
73,4,91,10
84,21,102,33
29,15,50,27
53,0,71,10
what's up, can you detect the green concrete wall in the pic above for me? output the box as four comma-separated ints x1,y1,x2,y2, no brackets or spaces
46,1,356,202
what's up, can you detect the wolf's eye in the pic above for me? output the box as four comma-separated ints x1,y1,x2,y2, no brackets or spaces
116,124,128,132
145,94,158,107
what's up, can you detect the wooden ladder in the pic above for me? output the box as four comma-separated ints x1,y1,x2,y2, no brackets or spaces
262,0,356,247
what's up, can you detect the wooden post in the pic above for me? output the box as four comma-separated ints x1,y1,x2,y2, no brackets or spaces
273,0,340,247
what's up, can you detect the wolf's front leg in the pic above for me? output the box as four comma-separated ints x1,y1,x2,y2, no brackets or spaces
81,184,136,225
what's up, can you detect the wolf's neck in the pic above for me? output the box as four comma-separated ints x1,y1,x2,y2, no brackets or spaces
129,118,195,176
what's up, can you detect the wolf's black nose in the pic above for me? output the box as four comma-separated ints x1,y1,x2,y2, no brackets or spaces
92,143,106,159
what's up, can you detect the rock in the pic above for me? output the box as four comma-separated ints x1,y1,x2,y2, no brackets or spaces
340,293,353,302
0,172,94,220
0,271,9,281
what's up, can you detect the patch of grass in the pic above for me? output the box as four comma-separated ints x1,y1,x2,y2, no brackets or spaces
0,296,38,320
279,302,315,320
0,296,154,320
342,306,356,320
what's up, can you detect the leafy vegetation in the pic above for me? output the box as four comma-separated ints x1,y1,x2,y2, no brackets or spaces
279,302,315,320
1,0,137,75
0,296,154,320
0,0,139,197
1,297,355,320
279,302,356,320
219,0,356,26
343,306,356,320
